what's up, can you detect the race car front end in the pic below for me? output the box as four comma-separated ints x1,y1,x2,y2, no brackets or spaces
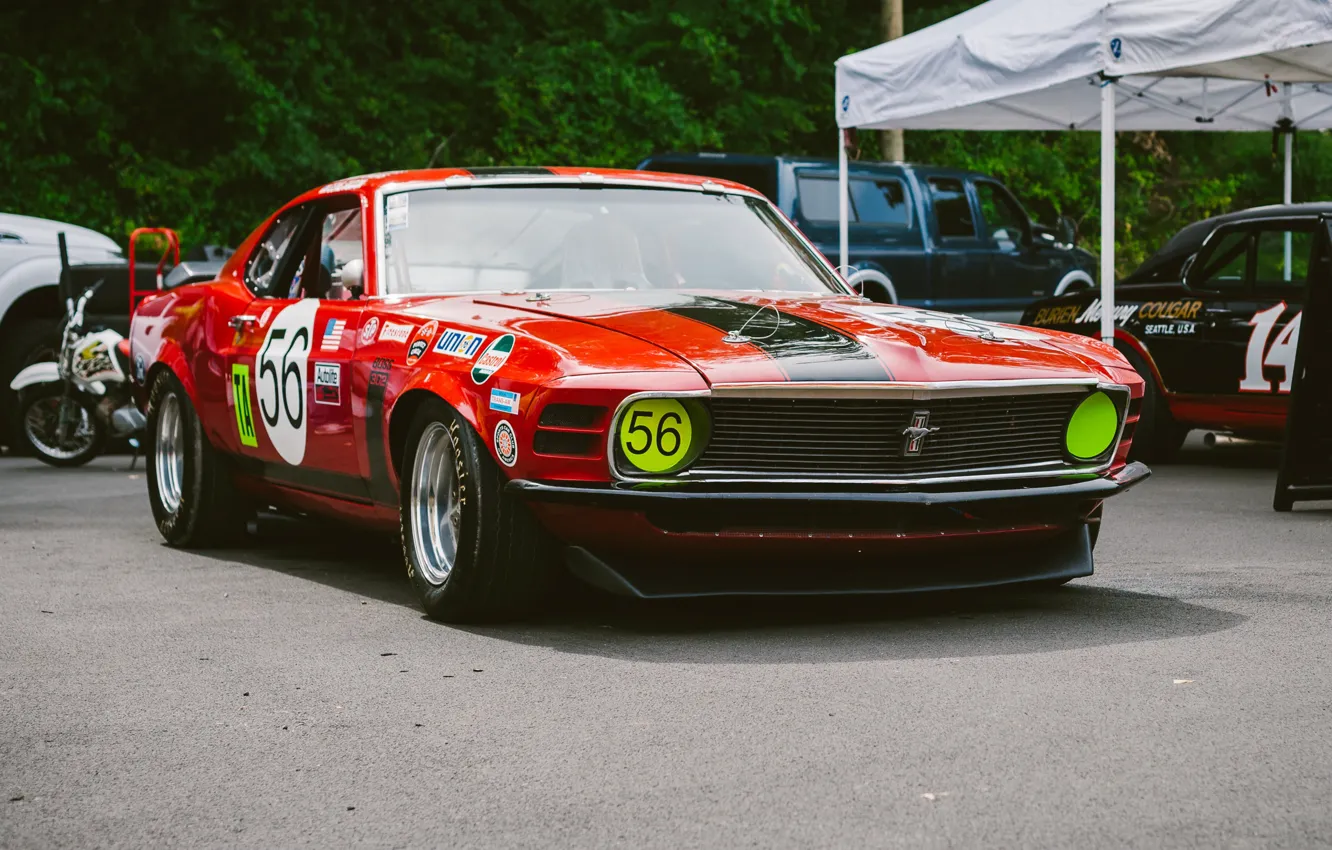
508,377,1149,598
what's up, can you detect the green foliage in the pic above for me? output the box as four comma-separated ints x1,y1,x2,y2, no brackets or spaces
1,0,1326,274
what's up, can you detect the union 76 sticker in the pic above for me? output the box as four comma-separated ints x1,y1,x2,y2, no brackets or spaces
471,334,515,384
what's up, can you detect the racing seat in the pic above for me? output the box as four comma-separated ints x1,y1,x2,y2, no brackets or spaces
560,216,651,289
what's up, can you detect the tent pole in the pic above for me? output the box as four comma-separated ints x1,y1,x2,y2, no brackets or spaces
838,130,850,277
1284,130,1293,280
1099,80,1116,345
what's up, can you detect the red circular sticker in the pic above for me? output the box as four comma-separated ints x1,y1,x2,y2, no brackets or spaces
494,420,517,467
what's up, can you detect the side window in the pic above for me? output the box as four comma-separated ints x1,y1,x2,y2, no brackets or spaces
244,210,306,297
285,199,365,300
1254,227,1313,288
1193,229,1250,291
927,178,976,239
795,175,911,228
975,181,1029,248
849,178,911,228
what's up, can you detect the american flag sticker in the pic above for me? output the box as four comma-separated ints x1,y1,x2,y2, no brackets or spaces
320,318,346,351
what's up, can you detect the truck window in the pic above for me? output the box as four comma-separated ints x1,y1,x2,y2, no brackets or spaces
927,178,975,239
975,181,1029,247
1254,227,1312,288
796,175,911,228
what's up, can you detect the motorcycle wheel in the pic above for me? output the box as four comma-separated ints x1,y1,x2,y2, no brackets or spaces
18,384,106,467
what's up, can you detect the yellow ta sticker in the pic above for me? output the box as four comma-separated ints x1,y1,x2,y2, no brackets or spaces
231,363,258,447
618,398,692,474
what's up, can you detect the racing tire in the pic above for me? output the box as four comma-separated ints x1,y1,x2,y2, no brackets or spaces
17,383,105,467
1,317,61,452
1118,345,1188,464
399,398,557,623
145,370,246,547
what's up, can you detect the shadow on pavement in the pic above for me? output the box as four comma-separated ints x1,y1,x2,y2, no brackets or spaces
200,514,1247,664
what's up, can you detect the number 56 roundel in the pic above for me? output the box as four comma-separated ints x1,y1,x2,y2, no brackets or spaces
241,299,318,465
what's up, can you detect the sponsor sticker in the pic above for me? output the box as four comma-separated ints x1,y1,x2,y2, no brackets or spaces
314,362,341,405
489,388,520,414
378,321,413,344
406,320,438,366
471,334,515,384
369,356,392,388
493,420,518,467
320,317,347,351
359,317,380,345
134,353,146,383
231,363,258,447
434,327,487,359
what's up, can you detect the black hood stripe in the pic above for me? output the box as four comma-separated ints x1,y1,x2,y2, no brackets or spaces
463,166,556,176
662,296,892,382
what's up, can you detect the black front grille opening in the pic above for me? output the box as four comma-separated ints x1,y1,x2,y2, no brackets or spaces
538,403,607,430
533,430,601,458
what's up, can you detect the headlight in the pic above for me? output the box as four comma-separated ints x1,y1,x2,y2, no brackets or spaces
615,397,710,475
1065,391,1119,460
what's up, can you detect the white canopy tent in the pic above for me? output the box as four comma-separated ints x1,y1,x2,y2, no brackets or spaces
834,0,1332,343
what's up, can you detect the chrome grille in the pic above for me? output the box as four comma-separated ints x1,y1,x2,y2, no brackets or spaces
693,393,1089,478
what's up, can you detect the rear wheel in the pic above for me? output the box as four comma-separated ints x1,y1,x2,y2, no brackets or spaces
399,398,557,622
18,383,104,467
1118,345,1188,464
1,317,60,452
145,371,246,546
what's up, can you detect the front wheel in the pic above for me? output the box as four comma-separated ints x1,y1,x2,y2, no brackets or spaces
399,398,557,622
1118,345,1188,464
18,384,105,467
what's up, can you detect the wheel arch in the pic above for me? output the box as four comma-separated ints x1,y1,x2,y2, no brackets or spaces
1112,329,1169,393
143,343,203,412
1053,269,1096,296
387,373,481,477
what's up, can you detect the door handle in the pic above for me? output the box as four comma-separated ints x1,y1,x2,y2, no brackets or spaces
229,315,258,330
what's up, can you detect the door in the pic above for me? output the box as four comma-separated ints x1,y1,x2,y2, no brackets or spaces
223,198,370,499
973,179,1054,321
1180,220,1311,402
923,176,987,315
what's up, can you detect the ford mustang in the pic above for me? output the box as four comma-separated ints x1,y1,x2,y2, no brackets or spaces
130,167,1149,622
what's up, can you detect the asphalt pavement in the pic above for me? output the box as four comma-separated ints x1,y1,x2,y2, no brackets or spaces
2,438,1331,849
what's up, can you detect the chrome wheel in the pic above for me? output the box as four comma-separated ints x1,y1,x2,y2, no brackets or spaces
155,393,184,513
23,395,95,461
409,422,461,586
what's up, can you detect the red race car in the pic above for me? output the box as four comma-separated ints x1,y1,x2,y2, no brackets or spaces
130,167,1149,621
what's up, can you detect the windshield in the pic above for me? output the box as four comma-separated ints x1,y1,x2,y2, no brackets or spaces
379,186,843,295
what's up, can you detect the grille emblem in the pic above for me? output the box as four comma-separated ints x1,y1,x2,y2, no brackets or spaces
902,410,940,455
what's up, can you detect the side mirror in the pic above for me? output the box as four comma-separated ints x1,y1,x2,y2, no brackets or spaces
1057,216,1078,247
340,259,365,299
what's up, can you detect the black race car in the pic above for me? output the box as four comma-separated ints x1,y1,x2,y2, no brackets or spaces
1022,203,1324,461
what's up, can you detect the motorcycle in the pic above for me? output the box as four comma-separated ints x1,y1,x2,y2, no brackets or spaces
9,279,146,467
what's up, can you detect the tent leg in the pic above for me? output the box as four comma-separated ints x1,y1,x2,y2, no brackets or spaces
1099,81,1116,346
1284,130,1293,281
838,130,849,278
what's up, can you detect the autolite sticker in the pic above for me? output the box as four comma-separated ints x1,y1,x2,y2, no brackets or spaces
314,362,341,405
471,334,515,384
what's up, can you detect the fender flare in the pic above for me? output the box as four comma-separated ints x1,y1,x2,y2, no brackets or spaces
143,342,202,411
9,361,59,391
1112,329,1169,393
384,370,482,479
1054,269,1096,296
845,267,898,304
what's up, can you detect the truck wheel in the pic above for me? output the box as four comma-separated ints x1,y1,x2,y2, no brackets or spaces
0,318,60,452
1118,345,1187,464
399,398,557,623
145,371,246,547
18,384,105,467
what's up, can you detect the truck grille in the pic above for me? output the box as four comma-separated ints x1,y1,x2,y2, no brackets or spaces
693,393,1089,478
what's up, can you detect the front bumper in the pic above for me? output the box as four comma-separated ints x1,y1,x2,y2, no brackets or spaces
509,462,1150,598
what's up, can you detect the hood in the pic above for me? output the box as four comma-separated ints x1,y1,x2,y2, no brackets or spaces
0,213,121,254
458,291,1110,385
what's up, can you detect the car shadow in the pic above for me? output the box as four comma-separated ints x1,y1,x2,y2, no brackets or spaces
198,514,1247,665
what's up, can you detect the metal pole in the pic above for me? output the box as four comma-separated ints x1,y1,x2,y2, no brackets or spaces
1099,80,1116,345
879,0,905,161
838,129,850,275
1283,83,1294,281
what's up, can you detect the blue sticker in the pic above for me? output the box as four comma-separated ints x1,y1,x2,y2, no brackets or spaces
1109,38,1122,60
489,388,520,415
841,95,850,112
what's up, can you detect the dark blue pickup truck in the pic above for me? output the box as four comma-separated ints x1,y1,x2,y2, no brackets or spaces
638,152,1096,322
